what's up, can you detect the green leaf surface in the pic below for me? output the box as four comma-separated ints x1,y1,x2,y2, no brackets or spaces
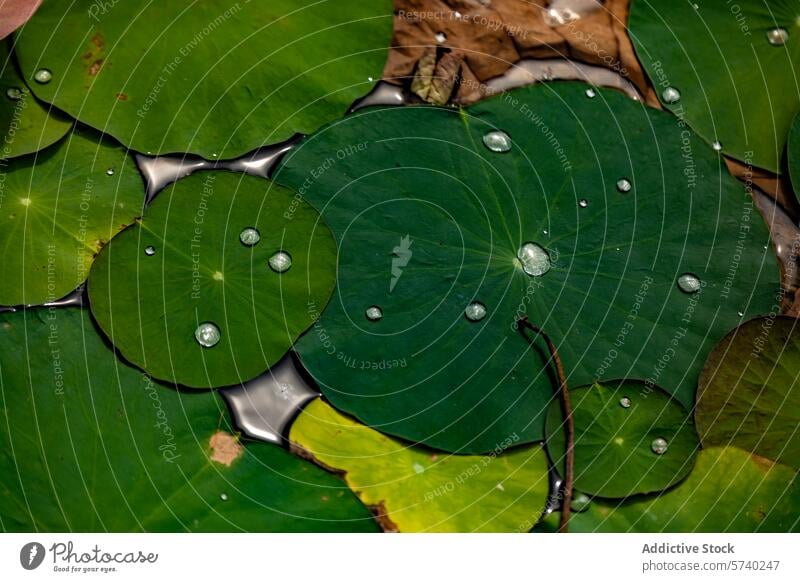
697,316,800,470
536,447,799,532
14,0,392,158
1,40,70,160
290,398,549,532
546,381,698,498
0,308,377,532
629,0,800,172
0,128,142,306
88,171,336,388
788,111,800,191
274,82,779,454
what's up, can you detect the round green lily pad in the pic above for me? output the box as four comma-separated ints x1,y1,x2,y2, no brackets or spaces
0,308,377,532
290,398,549,532
697,316,800,470
14,0,392,158
274,82,778,454
88,171,336,388
0,128,142,306
629,0,800,173
1,40,71,160
545,381,698,498
536,446,799,532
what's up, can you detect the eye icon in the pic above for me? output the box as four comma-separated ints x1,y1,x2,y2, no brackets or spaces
20,542,46,570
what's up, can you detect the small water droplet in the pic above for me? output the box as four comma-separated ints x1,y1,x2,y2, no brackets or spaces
195,322,221,348
5,87,22,100
616,178,632,193
144,245,156,256
585,88,596,99
578,199,588,208
677,273,701,293
268,251,292,273
662,86,681,104
738,310,744,317
435,32,447,43
220,493,229,501
619,397,631,408
712,140,723,151
365,306,383,321
517,242,551,277
367,76,374,82
34,69,52,84
767,27,789,46
651,437,668,455
106,168,115,176
239,227,260,246
454,11,462,18
571,493,591,512
465,301,487,322
412,463,425,474
482,130,511,153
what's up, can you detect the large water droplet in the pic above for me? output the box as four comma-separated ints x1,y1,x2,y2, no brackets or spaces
651,437,668,455
195,322,221,348
435,32,447,43
34,69,52,84
220,493,229,501
365,306,383,321
517,242,551,277
412,462,425,474
585,88,596,99
144,245,156,256
619,397,631,408
616,178,632,193
767,27,789,46
268,251,292,273
662,86,681,104
482,130,511,153
465,302,487,322
106,168,115,176
571,493,591,512
239,227,260,246
6,87,22,100
677,273,701,293
712,140,723,151
578,199,588,208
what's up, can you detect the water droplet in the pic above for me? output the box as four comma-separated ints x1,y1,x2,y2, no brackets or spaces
465,302,487,322
619,397,631,408
585,88,596,98
738,310,744,317
578,199,588,208
239,227,260,246
616,178,632,193
662,86,681,104
220,493,229,501
454,11,462,18
517,242,551,277
435,32,447,43
367,76,374,82
365,306,383,321
195,322,221,348
712,140,723,151
571,493,591,512
482,130,511,153
5,87,22,100
412,463,425,474
144,245,156,256
677,273,701,293
767,27,789,46
106,168,115,176
268,251,292,273
651,437,668,455
34,68,52,84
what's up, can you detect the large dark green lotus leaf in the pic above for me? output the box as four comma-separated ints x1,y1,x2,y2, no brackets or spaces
290,398,549,532
274,82,778,454
88,171,335,388
629,0,800,173
14,0,392,158
546,381,698,498
1,40,70,160
697,316,800,470
0,308,377,532
536,447,799,532
0,128,141,306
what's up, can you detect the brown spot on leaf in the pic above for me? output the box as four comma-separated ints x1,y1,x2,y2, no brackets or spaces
370,501,399,533
88,59,103,76
209,431,243,467
116,92,128,101
751,452,777,473
91,33,105,49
